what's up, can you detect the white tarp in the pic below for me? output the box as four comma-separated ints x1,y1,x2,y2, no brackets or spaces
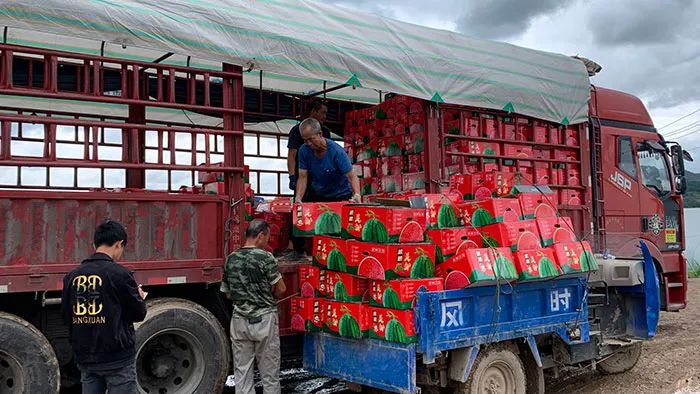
0,0,591,124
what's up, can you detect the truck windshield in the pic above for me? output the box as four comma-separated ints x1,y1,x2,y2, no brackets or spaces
637,143,672,194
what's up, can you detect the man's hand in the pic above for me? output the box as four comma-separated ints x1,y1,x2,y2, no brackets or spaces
350,193,362,203
138,285,148,300
289,174,297,191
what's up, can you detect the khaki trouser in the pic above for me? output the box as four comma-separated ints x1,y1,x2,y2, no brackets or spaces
230,312,281,394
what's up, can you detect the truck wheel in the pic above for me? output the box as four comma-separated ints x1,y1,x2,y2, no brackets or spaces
135,298,230,394
597,342,642,374
0,312,60,393
458,345,527,394
520,347,544,394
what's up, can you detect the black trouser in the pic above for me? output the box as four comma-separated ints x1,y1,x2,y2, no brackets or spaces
290,190,352,254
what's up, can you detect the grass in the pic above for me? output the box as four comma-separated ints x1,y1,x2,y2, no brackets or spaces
690,260,700,278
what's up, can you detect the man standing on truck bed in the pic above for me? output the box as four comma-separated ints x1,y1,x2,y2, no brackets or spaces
221,219,287,394
61,220,148,394
295,117,362,204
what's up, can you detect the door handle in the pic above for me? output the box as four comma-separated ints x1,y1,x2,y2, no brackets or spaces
641,217,649,233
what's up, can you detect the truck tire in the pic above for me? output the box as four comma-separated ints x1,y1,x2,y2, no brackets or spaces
520,346,544,394
134,298,230,394
597,342,642,375
0,312,60,393
457,344,527,394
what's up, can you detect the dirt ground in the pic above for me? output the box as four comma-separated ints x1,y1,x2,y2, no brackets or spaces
547,278,700,394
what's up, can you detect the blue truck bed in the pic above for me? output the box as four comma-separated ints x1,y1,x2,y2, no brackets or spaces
304,277,590,393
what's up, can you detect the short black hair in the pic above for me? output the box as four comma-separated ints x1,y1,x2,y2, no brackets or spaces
310,99,326,113
246,219,270,239
94,220,128,248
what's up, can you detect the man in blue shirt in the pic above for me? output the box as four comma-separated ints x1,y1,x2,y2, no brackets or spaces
295,118,361,203
287,100,331,194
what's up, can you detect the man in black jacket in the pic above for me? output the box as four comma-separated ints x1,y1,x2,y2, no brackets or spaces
62,220,147,394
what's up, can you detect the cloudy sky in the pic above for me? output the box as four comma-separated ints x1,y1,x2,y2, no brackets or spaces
332,0,700,171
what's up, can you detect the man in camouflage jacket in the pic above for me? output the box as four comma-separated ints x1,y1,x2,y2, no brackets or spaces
220,219,287,394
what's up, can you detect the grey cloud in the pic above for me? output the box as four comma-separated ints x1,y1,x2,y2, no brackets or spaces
456,0,576,40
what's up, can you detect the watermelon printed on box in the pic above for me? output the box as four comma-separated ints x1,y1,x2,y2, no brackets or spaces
513,249,561,281
549,241,599,274
361,177,380,196
449,173,492,200
367,307,416,344
323,300,369,339
349,241,437,280
379,156,404,176
380,174,403,193
298,265,323,297
326,271,369,302
290,296,325,332
406,154,424,173
457,198,523,227
407,194,462,229
436,247,517,285
484,171,526,197
425,227,482,263
536,217,576,247
403,172,427,191
377,135,404,157
312,236,348,271
355,142,378,162
341,205,427,243
293,202,346,237
512,185,559,219
369,278,443,310
466,140,500,157
403,132,425,155
479,220,542,252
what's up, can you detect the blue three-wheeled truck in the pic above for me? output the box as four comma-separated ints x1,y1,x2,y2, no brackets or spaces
303,242,660,393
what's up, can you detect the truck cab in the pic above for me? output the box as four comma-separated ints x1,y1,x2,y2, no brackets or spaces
591,86,688,310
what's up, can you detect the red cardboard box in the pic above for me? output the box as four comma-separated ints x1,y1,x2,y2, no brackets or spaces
479,220,542,251
407,194,462,229
312,236,348,271
323,300,369,338
203,182,225,195
378,135,404,157
466,140,500,157
513,249,561,281
533,167,551,185
513,185,559,219
299,265,323,297
349,241,437,280
436,247,517,284
406,154,424,173
293,202,346,237
549,241,598,274
368,306,416,343
503,144,534,158
449,172,492,200
369,278,443,310
270,197,293,213
291,296,325,332
480,115,499,139
537,217,576,246
380,174,403,193
533,121,548,143
502,117,516,140
198,162,225,184
484,171,523,197
404,132,425,155
425,227,482,262
379,156,404,176
560,189,583,205
355,142,378,162
326,271,369,302
361,177,380,196
554,150,579,162
457,198,523,227
565,126,579,146
341,205,427,243
403,172,427,191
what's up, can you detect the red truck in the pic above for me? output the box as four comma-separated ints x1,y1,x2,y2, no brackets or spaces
0,20,689,394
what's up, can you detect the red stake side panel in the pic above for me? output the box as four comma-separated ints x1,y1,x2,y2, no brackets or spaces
0,190,229,293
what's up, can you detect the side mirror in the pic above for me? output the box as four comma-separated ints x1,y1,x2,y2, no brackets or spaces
675,175,687,195
670,145,686,176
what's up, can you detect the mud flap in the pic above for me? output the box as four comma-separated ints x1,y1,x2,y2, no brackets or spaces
638,241,660,338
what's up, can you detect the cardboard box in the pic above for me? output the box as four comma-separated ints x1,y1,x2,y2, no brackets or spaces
270,197,293,213
361,177,380,196
480,115,499,139
406,154,424,173
368,278,443,310
457,198,523,227
479,220,542,251
326,271,369,302
293,202,346,237
367,307,416,343
403,172,427,191
203,182,225,195
407,194,462,229
513,249,561,281
323,300,369,338
560,189,583,206
378,135,404,157
449,172,491,200
341,205,427,243
379,156,404,176
312,236,348,271
549,241,598,274
425,227,482,262
299,265,323,297
512,185,559,219
404,132,425,154
537,217,576,246
198,162,225,183
436,247,517,284
349,241,437,280
291,296,325,332
466,140,500,157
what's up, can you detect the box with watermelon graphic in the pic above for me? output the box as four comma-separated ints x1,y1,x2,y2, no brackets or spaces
367,307,417,344
311,236,348,271
290,296,325,332
377,135,404,157
513,248,561,281
403,132,425,155
369,278,443,310
379,156,404,176
457,198,523,228
323,300,369,339
536,217,576,247
436,247,518,286
326,271,369,302
293,202,346,237
341,205,427,243
298,265,325,297
512,185,559,219
484,171,528,197
403,172,427,191
349,241,437,280
549,241,599,274
479,220,542,252
425,227,483,263
406,154,424,173
380,174,403,193
449,172,491,200
465,140,500,158
407,194,462,229
361,177,381,196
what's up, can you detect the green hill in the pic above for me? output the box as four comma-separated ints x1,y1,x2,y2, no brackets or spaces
684,170,700,208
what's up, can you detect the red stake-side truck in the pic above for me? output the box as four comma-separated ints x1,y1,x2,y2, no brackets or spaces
0,43,689,393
